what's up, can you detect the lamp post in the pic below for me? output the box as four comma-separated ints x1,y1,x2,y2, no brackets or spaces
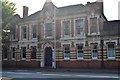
53,6,56,68
100,39,104,68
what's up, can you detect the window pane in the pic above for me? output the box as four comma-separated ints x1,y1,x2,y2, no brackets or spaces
92,45,98,59
12,47,15,58
77,45,83,58
108,44,115,58
63,21,70,35
45,23,52,37
76,19,83,35
32,25,37,38
64,45,70,59
22,47,26,58
22,26,27,39
90,17,97,34
31,46,36,59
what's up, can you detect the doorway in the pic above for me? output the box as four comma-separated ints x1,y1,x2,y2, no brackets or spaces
45,47,52,67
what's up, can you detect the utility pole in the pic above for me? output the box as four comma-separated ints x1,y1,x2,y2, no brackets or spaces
53,6,56,68
100,39,104,68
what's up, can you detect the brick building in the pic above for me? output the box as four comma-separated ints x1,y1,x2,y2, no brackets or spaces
2,0,120,69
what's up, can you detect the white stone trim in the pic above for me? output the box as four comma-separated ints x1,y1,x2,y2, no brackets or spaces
104,40,117,46
74,40,85,47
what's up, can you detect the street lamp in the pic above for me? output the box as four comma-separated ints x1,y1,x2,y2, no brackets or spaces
53,6,56,69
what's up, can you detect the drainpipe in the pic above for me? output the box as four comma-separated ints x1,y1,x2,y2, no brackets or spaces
100,39,104,68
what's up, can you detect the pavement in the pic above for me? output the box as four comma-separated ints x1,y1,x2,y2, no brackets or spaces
3,68,119,74
1,68,120,80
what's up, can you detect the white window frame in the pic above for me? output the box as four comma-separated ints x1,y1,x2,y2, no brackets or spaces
11,47,16,60
88,15,100,35
44,22,53,38
74,17,85,37
21,46,27,60
107,43,116,60
61,19,71,38
77,44,84,60
92,45,98,60
63,44,70,60
20,25,28,40
31,25,37,39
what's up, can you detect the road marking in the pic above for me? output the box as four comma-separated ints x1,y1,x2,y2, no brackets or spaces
42,74,60,76
41,73,118,78
5,72,15,74
15,72,33,75
75,74,119,78
36,72,42,74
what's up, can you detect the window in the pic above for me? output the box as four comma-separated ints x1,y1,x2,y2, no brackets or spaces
107,43,116,59
77,44,84,60
75,19,84,35
2,46,7,59
13,28,16,39
22,26,27,39
63,21,70,36
31,46,36,59
64,45,70,60
92,45,98,60
32,25,37,38
21,47,26,59
12,47,15,59
45,23,52,37
90,17,97,34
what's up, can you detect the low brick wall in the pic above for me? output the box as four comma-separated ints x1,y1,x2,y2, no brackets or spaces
2,61,40,68
56,60,120,69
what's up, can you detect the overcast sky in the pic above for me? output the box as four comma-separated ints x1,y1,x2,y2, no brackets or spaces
8,0,120,21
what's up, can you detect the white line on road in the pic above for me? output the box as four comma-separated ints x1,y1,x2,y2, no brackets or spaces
42,74,60,76
75,74,119,78
41,73,119,78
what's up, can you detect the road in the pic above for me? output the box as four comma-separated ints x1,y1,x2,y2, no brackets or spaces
1,70,120,80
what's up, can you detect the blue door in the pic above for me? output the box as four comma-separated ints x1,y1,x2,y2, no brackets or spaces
45,47,52,67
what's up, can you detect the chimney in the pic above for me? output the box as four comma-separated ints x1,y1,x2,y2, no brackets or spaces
23,6,28,18
87,2,90,4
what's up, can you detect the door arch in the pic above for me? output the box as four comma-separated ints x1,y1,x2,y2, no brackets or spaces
44,47,52,67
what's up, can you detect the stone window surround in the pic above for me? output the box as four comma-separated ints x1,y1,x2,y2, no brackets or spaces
61,19,71,38
74,17,85,37
88,15,100,35
20,25,28,40
106,42,116,60
30,24,37,39
21,45,27,60
76,44,84,60
61,42,71,60
11,47,16,60
91,43,98,60
44,22,54,39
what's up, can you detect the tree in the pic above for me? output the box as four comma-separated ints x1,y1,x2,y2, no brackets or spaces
2,0,16,30
2,0,18,58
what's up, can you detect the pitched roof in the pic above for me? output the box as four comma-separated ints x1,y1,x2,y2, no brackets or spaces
101,20,120,36
19,2,103,22
57,4,86,16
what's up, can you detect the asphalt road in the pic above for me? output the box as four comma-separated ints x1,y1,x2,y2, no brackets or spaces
1,70,120,80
